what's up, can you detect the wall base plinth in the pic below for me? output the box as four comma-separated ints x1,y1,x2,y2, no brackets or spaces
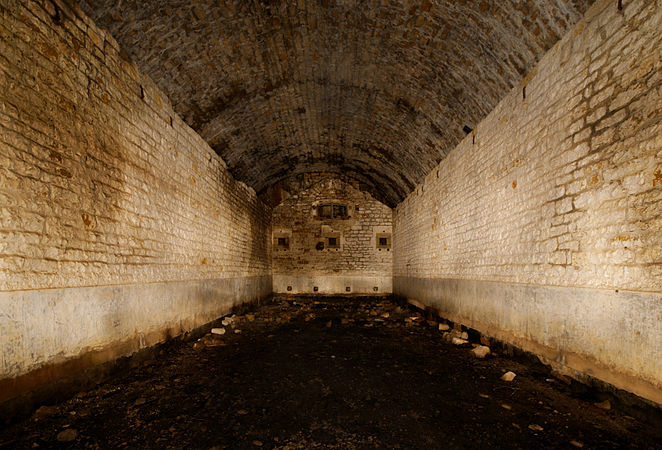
394,277,662,406
0,276,272,421
274,275,392,295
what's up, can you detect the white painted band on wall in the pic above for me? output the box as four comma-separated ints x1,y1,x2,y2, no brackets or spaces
0,276,272,380
394,276,662,405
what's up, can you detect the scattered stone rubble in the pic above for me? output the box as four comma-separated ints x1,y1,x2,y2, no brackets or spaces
193,297,500,367
3,296,658,448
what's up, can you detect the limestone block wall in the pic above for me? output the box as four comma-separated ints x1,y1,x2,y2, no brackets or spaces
0,0,271,405
273,176,392,294
393,0,662,404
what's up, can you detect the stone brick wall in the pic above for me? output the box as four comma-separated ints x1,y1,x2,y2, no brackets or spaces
1,1,272,291
273,175,392,294
0,0,271,400
393,0,662,403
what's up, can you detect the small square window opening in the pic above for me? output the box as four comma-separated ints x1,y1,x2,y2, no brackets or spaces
376,233,391,250
274,235,290,250
318,204,348,219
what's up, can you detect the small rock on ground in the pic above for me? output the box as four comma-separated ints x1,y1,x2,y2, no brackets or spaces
452,337,469,345
471,345,490,358
33,405,58,420
595,400,611,410
501,371,517,382
56,429,78,442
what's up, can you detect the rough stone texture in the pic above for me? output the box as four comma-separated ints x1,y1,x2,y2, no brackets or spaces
75,0,594,207
393,0,662,402
0,0,271,393
273,174,392,294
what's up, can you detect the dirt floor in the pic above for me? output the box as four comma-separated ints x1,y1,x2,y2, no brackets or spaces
1,296,661,449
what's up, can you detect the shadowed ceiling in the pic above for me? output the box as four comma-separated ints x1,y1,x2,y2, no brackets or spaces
77,0,594,207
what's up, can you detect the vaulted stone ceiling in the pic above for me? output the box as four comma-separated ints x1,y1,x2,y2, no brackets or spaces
77,0,594,207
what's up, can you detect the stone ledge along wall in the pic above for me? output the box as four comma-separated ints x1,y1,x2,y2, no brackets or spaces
273,175,392,295
0,0,272,409
393,0,662,405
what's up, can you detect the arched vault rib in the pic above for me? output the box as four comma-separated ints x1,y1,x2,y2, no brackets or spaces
77,0,595,207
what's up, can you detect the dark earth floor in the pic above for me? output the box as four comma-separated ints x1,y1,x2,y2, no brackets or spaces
1,296,661,449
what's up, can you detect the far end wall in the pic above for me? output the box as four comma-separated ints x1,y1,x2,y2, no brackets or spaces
393,0,662,404
273,176,392,295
